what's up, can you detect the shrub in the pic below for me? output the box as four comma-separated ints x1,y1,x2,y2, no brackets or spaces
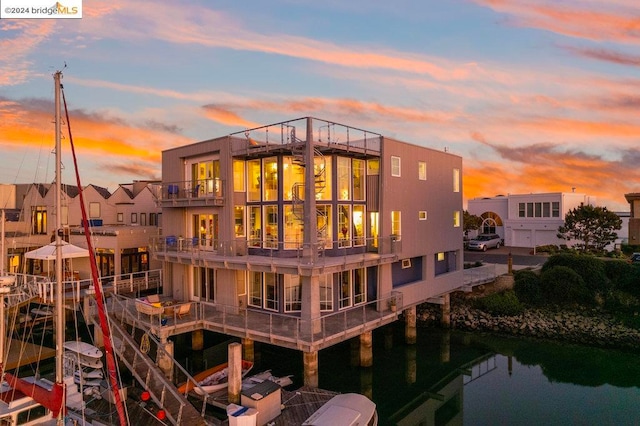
541,253,611,294
475,290,524,316
604,260,635,290
616,264,640,298
539,266,592,305
514,270,543,306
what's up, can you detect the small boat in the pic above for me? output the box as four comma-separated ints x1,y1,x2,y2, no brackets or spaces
302,393,378,426
73,371,102,387
178,360,253,395
242,370,293,390
64,350,104,370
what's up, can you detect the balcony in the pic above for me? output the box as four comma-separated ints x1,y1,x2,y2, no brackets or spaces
107,292,403,352
150,235,400,275
160,179,225,207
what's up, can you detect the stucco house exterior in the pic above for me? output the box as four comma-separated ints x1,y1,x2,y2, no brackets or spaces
153,117,464,381
0,181,162,278
467,192,598,248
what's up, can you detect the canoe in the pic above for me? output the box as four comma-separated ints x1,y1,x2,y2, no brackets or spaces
178,360,253,395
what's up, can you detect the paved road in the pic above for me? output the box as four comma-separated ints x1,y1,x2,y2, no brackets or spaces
464,246,547,268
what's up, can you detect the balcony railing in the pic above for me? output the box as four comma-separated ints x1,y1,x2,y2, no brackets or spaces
161,179,225,204
108,292,403,352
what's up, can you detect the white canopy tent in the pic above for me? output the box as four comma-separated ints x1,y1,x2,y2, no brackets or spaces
25,241,89,261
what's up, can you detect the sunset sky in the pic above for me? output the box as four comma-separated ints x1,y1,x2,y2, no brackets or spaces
1,0,639,211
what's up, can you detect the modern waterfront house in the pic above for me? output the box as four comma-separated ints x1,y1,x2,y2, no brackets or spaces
467,192,598,248
153,117,464,384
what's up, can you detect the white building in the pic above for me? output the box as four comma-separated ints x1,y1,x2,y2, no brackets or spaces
467,192,597,248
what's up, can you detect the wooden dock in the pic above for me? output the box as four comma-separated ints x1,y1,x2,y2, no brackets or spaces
5,339,56,370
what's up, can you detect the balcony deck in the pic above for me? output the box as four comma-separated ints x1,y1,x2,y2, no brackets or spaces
107,294,401,353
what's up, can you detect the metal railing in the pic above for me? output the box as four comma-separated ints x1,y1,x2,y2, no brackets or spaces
161,178,225,202
151,235,401,266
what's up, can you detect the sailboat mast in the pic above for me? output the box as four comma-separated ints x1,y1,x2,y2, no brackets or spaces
54,70,65,421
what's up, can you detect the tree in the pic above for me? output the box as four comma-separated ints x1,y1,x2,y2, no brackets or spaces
557,205,622,253
463,210,482,237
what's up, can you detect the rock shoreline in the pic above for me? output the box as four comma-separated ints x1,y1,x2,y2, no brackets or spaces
417,302,640,351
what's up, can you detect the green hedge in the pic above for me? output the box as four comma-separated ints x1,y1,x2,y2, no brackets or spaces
539,266,592,305
475,290,524,316
514,270,543,306
541,253,611,294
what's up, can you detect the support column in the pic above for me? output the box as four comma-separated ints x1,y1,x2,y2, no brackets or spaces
360,368,373,400
242,338,254,362
406,345,417,384
350,339,359,367
156,339,174,380
359,331,373,368
303,351,318,388
192,329,204,351
440,330,451,363
441,293,451,328
228,342,242,404
405,306,416,345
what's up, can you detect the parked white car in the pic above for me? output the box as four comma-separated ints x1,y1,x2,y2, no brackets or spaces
467,233,503,251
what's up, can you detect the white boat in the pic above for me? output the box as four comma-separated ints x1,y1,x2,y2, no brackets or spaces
73,371,103,387
178,360,254,395
64,350,104,370
302,393,378,426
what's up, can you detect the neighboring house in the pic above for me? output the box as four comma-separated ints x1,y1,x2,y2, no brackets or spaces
154,117,464,379
467,192,597,248
625,193,640,246
0,181,162,278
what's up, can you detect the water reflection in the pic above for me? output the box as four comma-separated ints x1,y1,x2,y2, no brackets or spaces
175,324,640,425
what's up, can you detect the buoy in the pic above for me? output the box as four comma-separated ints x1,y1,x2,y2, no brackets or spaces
157,409,166,420
141,391,150,401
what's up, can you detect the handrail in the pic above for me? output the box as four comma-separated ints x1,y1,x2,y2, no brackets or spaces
107,295,211,421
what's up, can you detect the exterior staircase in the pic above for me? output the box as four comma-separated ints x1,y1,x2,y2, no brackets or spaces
88,300,209,426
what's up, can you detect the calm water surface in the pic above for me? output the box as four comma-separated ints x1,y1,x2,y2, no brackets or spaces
178,324,640,425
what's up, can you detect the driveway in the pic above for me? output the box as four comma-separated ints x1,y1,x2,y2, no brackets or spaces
464,246,547,268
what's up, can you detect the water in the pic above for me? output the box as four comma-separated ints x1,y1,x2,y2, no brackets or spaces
181,324,640,425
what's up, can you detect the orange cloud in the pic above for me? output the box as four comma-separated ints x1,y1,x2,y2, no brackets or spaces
473,0,640,44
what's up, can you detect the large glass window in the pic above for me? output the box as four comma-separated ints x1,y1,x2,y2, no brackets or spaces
265,205,278,248
249,206,262,247
353,268,365,305
249,271,262,307
233,159,245,192
519,203,525,218
319,274,332,311
353,159,365,201
283,156,305,201
552,202,560,217
317,205,332,248
265,272,278,311
234,206,245,237
367,159,379,175
284,205,303,250
194,267,215,301
263,157,278,202
315,156,332,200
89,202,100,218
284,275,301,312
339,204,352,247
193,214,218,248
353,205,365,246
247,159,261,202
337,156,351,201
339,270,351,309
391,210,401,240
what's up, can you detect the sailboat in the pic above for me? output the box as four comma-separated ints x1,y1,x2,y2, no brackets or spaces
0,71,128,424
